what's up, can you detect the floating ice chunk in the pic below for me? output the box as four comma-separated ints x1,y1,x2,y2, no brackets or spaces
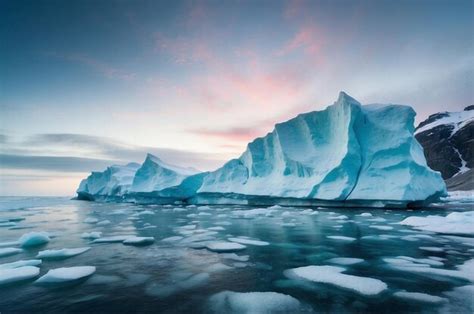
173,207,187,212
0,241,20,248
18,232,50,248
36,266,96,284
92,236,133,243
208,291,302,313
161,236,183,242
370,225,393,231
84,217,99,224
206,242,246,252
0,248,22,257
368,217,386,222
419,246,444,252
442,285,474,313
329,215,348,220
123,237,155,245
81,231,102,239
231,208,275,219
221,253,249,262
138,210,154,215
97,220,111,226
197,206,211,210
198,212,212,216
180,273,210,289
284,265,387,296
228,237,269,246
0,222,16,227
327,236,356,242
400,211,474,235
0,266,40,285
359,213,372,217
326,257,364,265
281,211,291,217
208,226,225,231
37,247,91,259
0,259,41,269
383,256,443,267
393,291,447,304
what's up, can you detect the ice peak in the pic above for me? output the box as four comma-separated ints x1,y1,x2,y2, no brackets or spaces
336,91,360,107
145,153,162,163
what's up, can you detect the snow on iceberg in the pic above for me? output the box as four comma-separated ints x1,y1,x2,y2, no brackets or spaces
399,211,474,235
208,291,303,314
36,266,96,284
284,265,388,296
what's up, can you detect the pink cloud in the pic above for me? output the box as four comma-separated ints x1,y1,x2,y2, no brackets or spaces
277,23,324,59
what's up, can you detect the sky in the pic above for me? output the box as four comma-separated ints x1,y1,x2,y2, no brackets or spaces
0,0,473,196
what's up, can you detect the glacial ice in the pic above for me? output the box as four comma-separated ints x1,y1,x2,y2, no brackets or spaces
0,266,40,285
36,247,91,259
208,291,303,313
36,266,96,284
284,265,388,296
399,211,474,235
18,232,50,248
228,237,270,246
76,92,446,207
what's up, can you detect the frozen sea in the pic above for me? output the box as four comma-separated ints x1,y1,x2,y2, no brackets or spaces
0,196,473,313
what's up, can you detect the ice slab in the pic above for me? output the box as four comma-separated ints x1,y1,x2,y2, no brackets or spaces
228,237,269,246
208,291,302,313
81,231,102,239
284,265,387,296
36,266,96,284
206,242,247,252
92,236,133,243
393,291,447,304
326,257,364,265
327,236,356,242
0,266,40,285
0,247,23,257
36,247,91,259
400,211,474,235
123,237,155,245
0,259,42,269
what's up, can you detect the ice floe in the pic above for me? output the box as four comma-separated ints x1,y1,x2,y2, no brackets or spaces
0,266,40,285
0,259,41,269
206,242,247,252
36,247,91,259
18,232,50,248
326,257,364,265
123,236,155,245
208,291,303,313
92,236,133,243
400,211,474,235
36,266,96,284
284,265,387,296
228,237,269,246
393,291,447,304
326,236,356,242
81,231,102,239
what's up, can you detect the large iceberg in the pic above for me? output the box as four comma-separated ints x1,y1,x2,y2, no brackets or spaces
76,92,446,207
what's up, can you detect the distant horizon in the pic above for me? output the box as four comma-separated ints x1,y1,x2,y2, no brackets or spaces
1,0,473,196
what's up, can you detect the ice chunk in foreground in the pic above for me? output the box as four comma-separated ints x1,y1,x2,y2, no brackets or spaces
123,237,155,245
0,266,40,285
36,247,91,259
18,232,50,248
208,291,303,314
0,247,22,257
228,237,270,246
393,291,447,304
206,242,247,252
284,265,387,296
400,211,474,235
36,266,96,284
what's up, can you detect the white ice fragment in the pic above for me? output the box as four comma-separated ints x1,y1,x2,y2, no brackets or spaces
393,291,447,304
81,231,102,239
84,217,99,224
0,266,40,285
37,247,91,259
369,225,394,231
359,213,372,217
327,236,356,242
206,242,247,252
97,220,111,226
123,237,155,245
284,265,387,296
0,247,22,257
400,211,474,235
0,259,41,269
228,237,269,246
208,291,302,313
36,266,96,284
326,257,364,265
161,236,183,242
92,235,133,243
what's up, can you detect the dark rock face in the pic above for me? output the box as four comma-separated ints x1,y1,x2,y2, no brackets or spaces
415,106,473,191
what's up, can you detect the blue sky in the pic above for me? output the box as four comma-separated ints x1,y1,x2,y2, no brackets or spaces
0,0,473,195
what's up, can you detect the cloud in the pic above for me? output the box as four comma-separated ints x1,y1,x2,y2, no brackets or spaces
191,126,265,143
0,154,118,173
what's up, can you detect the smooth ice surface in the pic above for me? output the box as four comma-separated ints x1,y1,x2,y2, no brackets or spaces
326,257,364,265
123,237,155,245
393,291,447,304
0,266,40,285
92,236,133,243
228,237,270,246
327,236,356,242
81,232,102,239
0,247,22,257
36,266,96,284
18,232,50,248
285,265,388,296
36,247,91,259
400,211,474,235
208,291,303,314
206,242,247,252
0,259,42,269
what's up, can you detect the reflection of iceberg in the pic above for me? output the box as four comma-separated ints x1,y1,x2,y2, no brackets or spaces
77,92,446,208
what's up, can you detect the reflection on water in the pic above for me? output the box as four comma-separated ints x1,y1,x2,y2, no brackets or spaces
0,197,473,313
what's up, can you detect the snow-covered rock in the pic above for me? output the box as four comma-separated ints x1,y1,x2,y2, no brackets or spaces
130,154,198,193
77,162,140,199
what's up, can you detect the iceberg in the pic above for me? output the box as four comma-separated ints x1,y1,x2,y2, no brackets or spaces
77,162,140,200
76,92,446,207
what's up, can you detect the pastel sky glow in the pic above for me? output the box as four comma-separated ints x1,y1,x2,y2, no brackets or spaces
1,0,473,195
